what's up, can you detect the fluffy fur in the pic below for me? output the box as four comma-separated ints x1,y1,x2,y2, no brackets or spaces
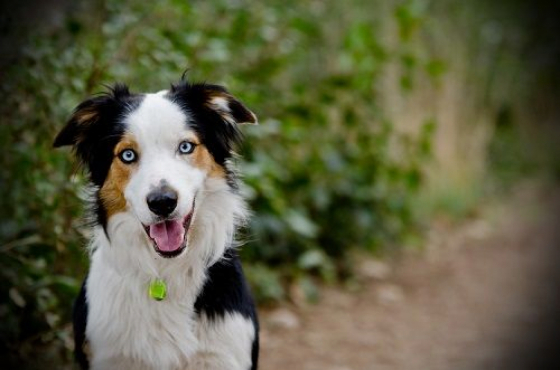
55,80,259,370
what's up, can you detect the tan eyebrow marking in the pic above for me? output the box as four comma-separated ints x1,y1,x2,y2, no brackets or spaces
99,134,139,218
189,140,225,179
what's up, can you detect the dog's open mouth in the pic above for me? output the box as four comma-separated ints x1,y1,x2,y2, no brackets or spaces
144,210,194,258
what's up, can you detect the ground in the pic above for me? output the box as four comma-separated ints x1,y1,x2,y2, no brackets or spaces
258,181,560,370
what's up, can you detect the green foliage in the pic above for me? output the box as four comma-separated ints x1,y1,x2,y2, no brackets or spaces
1,0,446,364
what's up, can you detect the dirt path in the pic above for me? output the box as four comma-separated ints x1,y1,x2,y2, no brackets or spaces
258,182,560,370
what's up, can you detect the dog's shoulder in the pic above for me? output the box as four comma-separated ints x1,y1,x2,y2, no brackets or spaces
194,248,259,369
194,248,257,321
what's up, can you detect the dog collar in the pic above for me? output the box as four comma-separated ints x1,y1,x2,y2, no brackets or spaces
149,279,167,301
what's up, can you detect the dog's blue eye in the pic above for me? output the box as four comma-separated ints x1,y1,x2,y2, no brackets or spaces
178,141,195,154
119,149,137,164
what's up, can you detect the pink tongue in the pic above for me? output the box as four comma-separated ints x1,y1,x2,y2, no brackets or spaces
149,220,185,252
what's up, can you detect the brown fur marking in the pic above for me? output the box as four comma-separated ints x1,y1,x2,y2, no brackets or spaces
191,144,226,178
99,137,139,218
75,109,98,124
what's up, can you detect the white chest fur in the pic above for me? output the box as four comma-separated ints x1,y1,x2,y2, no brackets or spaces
86,249,204,369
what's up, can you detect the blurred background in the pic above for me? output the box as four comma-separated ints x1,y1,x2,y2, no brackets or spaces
1,0,559,369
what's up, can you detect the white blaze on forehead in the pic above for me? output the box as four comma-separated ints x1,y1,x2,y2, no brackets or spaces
125,93,192,148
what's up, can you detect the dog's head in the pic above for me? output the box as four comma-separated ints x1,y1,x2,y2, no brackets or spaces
54,81,256,259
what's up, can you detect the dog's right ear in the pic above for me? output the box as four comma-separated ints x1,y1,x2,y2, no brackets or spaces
54,84,132,169
53,96,107,149
54,84,131,150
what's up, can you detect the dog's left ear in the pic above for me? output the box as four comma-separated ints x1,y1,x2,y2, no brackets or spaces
201,84,258,126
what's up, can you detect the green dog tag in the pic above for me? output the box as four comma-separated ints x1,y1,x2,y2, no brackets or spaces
149,279,167,301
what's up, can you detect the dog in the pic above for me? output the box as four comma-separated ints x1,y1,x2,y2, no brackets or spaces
54,79,259,370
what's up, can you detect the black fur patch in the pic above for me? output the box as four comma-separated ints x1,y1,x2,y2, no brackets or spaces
194,248,259,369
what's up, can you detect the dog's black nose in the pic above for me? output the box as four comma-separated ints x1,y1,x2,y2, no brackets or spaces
147,187,178,217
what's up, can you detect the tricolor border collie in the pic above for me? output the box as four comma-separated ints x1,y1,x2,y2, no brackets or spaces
54,79,259,370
